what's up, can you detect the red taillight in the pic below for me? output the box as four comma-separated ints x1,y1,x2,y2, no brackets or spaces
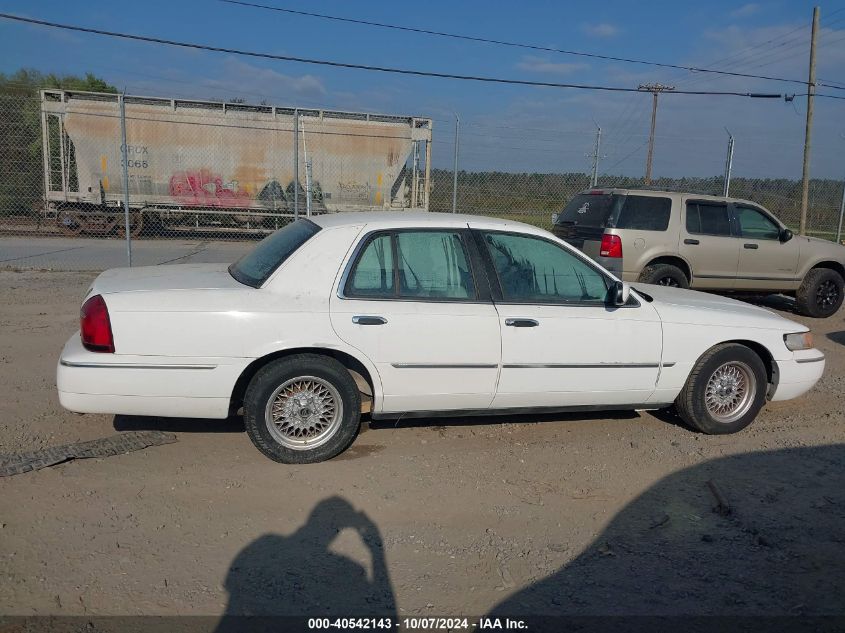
600,234,623,258
80,294,114,353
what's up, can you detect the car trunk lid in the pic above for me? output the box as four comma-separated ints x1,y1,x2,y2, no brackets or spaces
89,263,243,296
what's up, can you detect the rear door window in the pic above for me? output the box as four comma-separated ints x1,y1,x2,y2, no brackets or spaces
613,195,671,231
686,202,732,236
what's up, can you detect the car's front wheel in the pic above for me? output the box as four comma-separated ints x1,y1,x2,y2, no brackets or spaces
243,354,361,463
675,343,767,434
796,267,844,318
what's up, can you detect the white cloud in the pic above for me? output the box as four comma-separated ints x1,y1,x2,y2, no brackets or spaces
730,3,761,19
582,23,620,38
516,56,589,75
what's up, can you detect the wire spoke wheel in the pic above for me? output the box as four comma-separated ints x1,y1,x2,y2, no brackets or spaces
264,376,343,451
704,361,756,424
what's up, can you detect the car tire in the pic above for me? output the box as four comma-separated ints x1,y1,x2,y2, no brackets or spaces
795,268,844,318
675,343,768,435
638,263,689,289
243,354,361,464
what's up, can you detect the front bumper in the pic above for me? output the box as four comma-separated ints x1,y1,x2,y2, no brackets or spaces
770,351,825,401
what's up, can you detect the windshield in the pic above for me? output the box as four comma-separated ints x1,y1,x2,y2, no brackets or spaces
558,193,623,228
228,219,321,288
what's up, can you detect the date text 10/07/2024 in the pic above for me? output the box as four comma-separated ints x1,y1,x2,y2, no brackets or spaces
306,617,528,630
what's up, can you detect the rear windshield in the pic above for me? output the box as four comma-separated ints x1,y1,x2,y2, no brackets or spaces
229,219,320,288
558,193,671,231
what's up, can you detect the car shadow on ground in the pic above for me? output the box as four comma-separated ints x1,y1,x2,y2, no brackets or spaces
209,446,845,629
367,409,641,431
486,444,845,627
727,292,800,315
827,331,845,346
112,414,245,433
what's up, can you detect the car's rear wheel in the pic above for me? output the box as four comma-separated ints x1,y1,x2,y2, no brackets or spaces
675,343,767,434
796,268,844,318
638,263,689,289
243,354,361,463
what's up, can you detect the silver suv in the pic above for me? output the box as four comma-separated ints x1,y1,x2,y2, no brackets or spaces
552,188,845,318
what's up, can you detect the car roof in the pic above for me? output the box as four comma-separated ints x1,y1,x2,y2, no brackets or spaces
309,211,548,234
582,188,761,206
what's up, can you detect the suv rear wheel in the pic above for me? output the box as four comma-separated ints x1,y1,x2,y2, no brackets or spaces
796,268,844,318
638,263,689,289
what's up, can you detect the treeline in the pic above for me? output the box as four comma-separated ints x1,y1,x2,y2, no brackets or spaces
0,69,116,215
429,169,843,232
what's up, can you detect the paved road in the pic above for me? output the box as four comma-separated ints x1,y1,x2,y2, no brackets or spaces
0,236,254,270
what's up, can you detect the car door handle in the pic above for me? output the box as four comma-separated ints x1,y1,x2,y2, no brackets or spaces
744,243,759,249
352,315,387,325
684,238,700,245
505,318,539,327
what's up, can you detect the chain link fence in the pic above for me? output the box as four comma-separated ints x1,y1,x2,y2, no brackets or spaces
1,87,843,270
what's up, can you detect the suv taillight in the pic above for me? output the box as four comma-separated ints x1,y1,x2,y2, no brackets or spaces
600,234,623,258
80,294,114,353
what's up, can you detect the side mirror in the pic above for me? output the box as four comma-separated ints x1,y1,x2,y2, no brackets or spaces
611,280,631,306
780,228,793,243
551,212,560,225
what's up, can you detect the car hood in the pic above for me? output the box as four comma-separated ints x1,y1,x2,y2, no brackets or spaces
89,263,243,295
631,283,804,331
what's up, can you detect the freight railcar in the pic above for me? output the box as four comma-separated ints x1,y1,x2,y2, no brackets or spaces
40,90,432,236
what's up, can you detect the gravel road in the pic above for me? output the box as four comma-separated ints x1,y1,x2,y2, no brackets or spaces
1,269,843,620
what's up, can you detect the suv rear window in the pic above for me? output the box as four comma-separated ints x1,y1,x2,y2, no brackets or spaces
614,196,671,231
229,219,320,287
557,193,671,231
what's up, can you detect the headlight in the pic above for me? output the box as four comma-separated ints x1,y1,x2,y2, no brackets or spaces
784,331,814,351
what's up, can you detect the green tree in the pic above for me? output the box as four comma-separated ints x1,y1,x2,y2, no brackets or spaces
0,69,116,216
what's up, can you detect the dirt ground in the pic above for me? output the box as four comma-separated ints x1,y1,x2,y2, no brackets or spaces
1,269,844,620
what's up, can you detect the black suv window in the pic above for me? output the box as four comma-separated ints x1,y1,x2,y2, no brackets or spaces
614,195,671,231
345,230,476,300
686,202,732,236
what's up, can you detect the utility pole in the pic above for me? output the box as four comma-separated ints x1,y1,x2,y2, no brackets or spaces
293,108,299,220
799,6,820,236
638,83,674,185
590,124,602,187
452,114,459,213
723,128,735,197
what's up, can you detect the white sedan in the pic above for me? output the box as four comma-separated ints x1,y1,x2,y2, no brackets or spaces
58,213,826,463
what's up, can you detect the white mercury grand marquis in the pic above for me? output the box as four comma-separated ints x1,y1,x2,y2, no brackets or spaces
58,213,826,463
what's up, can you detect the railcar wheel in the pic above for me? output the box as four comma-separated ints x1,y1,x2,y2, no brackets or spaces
115,212,144,238
243,354,361,464
57,210,84,236
675,343,767,435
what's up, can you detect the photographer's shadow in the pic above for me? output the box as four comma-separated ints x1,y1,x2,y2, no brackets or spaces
215,496,395,631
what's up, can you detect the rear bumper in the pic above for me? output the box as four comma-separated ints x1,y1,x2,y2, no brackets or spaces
57,333,247,419
770,352,825,402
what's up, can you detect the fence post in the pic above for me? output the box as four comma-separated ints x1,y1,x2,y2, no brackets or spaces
306,158,313,218
723,129,734,197
118,92,132,267
452,114,459,213
293,108,299,220
837,175,845,244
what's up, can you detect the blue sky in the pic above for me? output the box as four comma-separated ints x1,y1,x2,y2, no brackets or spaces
1,0,844,178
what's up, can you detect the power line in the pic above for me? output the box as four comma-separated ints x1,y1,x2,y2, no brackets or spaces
0,13,787,98
217,0,814,87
